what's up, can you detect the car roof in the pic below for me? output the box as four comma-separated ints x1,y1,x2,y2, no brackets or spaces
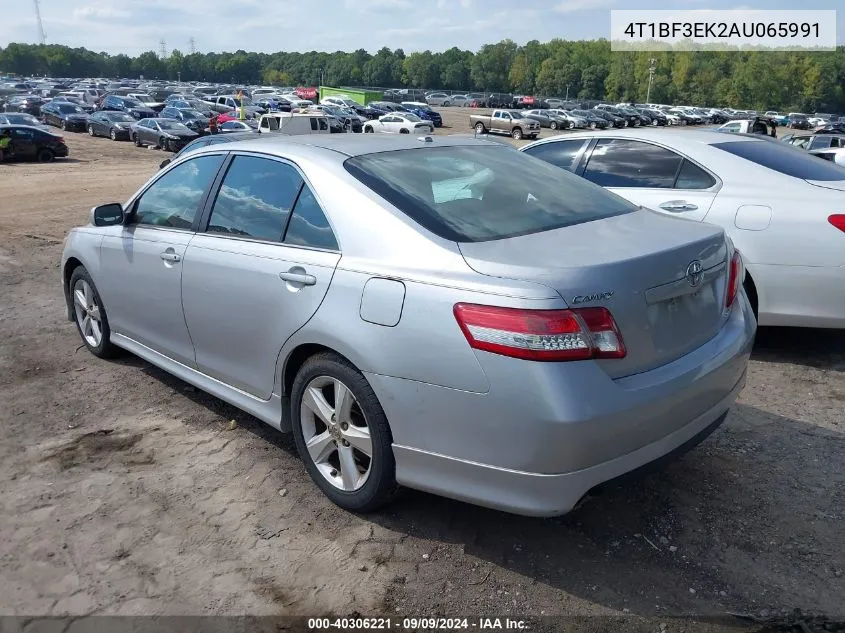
525,128,762,150
196,133,505,160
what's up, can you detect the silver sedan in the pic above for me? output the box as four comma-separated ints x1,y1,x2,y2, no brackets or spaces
61,135,755,516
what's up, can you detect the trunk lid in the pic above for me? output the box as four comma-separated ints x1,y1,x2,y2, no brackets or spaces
459,208,729,378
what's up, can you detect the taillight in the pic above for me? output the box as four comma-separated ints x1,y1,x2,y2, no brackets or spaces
829,214,845,232
453,303,626,362
725,250,743,309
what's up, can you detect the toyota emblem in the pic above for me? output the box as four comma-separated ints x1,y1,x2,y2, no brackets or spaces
686,260,703,287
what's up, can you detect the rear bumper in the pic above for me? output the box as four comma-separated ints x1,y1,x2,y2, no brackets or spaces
370,293,755,516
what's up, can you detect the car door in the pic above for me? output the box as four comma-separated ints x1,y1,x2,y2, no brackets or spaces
579,138,718,222
180,153,341,399
98,154,227,366
8,127,37,158
492,111,510,134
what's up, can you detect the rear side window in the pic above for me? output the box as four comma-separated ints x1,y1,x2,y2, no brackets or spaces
522,139,589,172
310,118,318,131
583,139,682,188
712,140,845,181
344,145,635,242
284,186,338,250
675,160,716,189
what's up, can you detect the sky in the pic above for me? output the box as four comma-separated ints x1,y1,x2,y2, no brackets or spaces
1,0,842,55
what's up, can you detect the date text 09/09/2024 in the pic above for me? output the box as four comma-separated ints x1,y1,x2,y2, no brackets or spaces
623,21,820,39
308,617,529,630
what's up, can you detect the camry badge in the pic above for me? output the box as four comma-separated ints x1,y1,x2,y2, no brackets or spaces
572,291,614,305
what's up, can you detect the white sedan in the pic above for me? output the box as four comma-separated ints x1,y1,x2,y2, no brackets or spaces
363,113,434,135
521,129,845,328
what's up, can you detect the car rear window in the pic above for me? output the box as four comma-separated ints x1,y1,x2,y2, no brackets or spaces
712,140,845,181
344,145,636,242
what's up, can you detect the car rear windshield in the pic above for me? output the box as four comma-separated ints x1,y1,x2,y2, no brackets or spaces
712,140,845,181
344,145,636,242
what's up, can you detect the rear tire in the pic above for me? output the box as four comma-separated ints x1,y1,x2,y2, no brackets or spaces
159,137,169,151
290,352,397,513
60,120,67,131
569,121,575,130
475,122,486,134
36,148,54,163
364,126,373,133
399,128,409,134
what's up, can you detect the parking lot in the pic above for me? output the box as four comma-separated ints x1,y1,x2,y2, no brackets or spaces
0,106,843,626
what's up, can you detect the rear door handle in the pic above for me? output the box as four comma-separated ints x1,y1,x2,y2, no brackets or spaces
279,271,316,286
659,200,698,212
160,251,181,262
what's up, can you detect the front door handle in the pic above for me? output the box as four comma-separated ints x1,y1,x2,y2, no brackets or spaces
659,200,698,212
279,271,316,286
160,251,181,262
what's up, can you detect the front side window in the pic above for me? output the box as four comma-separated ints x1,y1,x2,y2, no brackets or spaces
207,156,303,241
133,155,224,228
583,139,683,188
318,118,328,131
522,139,589,172
344,145,635,242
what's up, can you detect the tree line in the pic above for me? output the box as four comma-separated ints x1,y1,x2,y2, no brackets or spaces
2,41,844,112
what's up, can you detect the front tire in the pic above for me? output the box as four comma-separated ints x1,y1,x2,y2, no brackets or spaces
110,129,118,141
159,137,169,151
69,267,118,359
60,120,67,131
133,134,142,147
511,127,523,140
88,125,95,136
399,128,409,134
290,353,397,513
550,121,558,130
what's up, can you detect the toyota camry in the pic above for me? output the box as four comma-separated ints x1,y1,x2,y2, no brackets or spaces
61,135,755,516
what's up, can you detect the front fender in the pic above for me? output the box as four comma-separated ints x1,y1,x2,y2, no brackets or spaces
61,229,105,320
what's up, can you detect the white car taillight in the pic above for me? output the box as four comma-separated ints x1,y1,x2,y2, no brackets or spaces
453,304,626,361
725,250,743,309
828,214,845,233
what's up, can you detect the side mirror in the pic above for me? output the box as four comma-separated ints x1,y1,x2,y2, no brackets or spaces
91,203,124,227
159,158,171,169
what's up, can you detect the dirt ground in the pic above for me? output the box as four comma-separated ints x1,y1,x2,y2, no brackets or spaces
0,110,843,628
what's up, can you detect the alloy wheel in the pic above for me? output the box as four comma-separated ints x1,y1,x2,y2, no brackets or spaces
73,278,103,348
299,376,373,492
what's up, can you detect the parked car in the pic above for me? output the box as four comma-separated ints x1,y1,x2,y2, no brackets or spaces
218,119,259,133
425,93,453,107
160,107,209,135
470,109,540,140
0,124,68,162
449,95,472,107
783,133,845,151
808,147,845,165
590,109,626,128
157,131,264,169
61,134,754,517
787,113,811,129
131,118,199,151
206,95,265,118
594,105,640,127
400,102,443,128
4,95,45,116
124,93,165,112
567,109,609,130
50,96,95,113
522,110,555,128
544,109,588,130
362,113,434,135
87,111,136,140
40,101,90,131
0,112,51,132
258,112,332,135
522,129,845,328
101,95,157,119
638,108,668,126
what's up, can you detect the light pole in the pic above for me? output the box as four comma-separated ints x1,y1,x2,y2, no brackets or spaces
565,84,570,101
646,58,657,103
